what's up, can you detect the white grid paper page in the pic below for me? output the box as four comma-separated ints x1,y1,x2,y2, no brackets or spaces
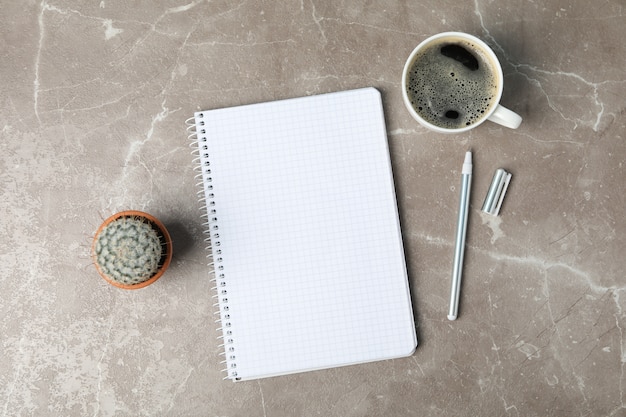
195,88,416,381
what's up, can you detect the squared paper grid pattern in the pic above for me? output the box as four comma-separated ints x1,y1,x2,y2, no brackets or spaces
195,88,416,381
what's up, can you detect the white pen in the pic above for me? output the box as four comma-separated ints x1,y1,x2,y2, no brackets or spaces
448,151,472,321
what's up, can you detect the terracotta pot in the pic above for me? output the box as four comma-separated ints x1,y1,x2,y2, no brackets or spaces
92,210,173,289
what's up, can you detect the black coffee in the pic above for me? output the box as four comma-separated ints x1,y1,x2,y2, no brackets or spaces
406,37,499,129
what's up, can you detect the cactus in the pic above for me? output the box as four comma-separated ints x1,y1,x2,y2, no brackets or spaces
93,215,166,286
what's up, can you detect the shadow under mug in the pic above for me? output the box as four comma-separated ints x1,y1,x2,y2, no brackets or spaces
402,32,522,133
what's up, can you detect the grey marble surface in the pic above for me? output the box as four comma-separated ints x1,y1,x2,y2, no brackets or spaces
1,1,625,416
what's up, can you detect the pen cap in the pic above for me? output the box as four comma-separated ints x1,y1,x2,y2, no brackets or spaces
482,169,512,216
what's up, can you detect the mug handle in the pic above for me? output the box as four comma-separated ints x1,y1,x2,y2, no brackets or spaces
488,104,522,129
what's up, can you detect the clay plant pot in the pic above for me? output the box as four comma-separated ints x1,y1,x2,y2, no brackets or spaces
92,210,173,289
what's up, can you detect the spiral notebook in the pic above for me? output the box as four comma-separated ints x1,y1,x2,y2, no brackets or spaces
188,87,417,381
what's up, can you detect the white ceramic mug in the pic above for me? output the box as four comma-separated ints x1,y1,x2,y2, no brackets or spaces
402,32,522,133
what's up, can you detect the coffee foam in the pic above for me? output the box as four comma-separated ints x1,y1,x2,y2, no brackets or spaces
406,37,499,129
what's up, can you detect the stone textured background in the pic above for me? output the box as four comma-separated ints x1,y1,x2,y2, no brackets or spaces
1,1,624,416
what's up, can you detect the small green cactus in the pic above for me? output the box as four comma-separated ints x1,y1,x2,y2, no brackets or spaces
93,216,164,286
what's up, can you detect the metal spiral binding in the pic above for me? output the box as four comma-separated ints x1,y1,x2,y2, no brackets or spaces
187,114,238,380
